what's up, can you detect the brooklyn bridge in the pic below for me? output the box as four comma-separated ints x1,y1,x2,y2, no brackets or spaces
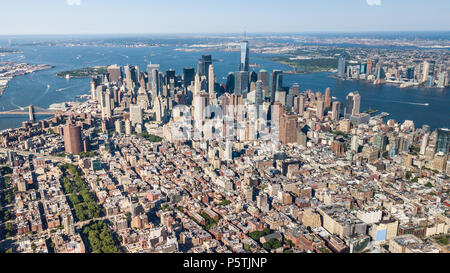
0,105,56,116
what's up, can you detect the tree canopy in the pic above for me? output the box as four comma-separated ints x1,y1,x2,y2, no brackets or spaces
82,221,121,253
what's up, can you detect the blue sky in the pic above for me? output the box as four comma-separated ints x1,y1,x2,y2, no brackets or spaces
0,0,449,34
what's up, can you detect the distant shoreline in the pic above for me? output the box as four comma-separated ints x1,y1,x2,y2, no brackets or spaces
331,75,450,90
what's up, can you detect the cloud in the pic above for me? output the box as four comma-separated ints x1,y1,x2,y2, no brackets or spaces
366,0,381,6
66,0,81,6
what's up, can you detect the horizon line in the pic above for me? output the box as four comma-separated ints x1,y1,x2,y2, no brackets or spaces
1,30,450,37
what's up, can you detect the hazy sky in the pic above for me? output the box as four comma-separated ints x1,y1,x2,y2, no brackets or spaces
1,0,449,35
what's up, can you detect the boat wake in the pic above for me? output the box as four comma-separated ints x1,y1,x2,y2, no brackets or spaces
56,86,72,92
9,98,24,110
390,101,430,106
43,84,51,95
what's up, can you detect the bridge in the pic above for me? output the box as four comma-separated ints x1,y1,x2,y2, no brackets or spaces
0,105,57,116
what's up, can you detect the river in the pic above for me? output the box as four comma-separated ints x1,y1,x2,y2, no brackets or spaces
0,40,449,131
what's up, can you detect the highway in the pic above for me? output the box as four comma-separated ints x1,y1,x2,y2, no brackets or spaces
0,148,66,163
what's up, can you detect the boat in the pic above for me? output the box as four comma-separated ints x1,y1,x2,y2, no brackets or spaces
365,108,379,115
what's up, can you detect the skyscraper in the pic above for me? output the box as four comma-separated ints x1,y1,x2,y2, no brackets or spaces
124,65,137,91
291,84,300,96
280,112,298,144
101,89,112,119
151,68,160,100
375,134,388,156
298,95,305,115
270,70,283,103
147,63,160,90
437,71,447,88
426,61,436,87
257,70,269,97
406,67,415,80
240,40,250,72
64,124,82,155
107,64,122,83
324,88,331,108
360,63,367,74
249,71,258,84
183,67,195,87
225,72,235,93
255,80,264,106
130,104,143,126
376,66,385,80
316,98,325,119
166,69,176,85
194,73,201,96
332,101,341,122
420,133,429,155
422,61,430,83
435,128,450,155
344,92,361,118
198,55,212,79
193,93,208,125
234,71,249,96
147,64,160,74
337,55,346,78
209,64,215,99
153,96,163,123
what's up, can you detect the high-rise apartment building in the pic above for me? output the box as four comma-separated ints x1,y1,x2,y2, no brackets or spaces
324,88,331,108
332,101,341,122
344,92,361,118
337,55,346,78
435,128,450,155
316,98,325,119
64,124,82,154
422,61,430,83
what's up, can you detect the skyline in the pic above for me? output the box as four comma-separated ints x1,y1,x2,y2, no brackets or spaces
0,36,449,256
0,0,449,35
0,0,449,258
